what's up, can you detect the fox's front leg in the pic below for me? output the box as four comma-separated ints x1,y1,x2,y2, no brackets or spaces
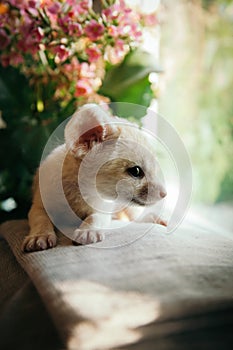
73,213,111,245
22,203,57,252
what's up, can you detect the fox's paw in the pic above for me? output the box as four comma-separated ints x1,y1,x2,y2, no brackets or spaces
140,213,167,226
22,233,57,252
154,216,167,227
73,229,105,245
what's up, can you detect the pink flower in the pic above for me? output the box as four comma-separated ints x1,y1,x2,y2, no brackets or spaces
27,1,39,17
78,0,92,13
107,25,119,38
68,22,83,36
53,45,70,62
142,13,158,27
47,2,61,15
74,79,93,97
102,1,132,22
86,46,101,62
69,0,92,15
9,52,24,66
115,39,125,51
0,0,148,104
130,23,142,40
0,29,10,49
17,25,43,55
64,56,80,73
106,39,127,64
58,16,83,36
79,62,95,79
84,20,105,40
40,1,61,27
102,7,119,21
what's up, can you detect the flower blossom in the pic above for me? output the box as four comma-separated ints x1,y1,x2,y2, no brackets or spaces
53,45,70,63
84,20,105,40
58,15,83,36
86,46,101,62
141,13,158,27
0,0,156,106
75,80,93,97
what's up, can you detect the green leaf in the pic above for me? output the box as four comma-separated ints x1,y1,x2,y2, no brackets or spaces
0,66,34,125
100,49,162,102
109,76,154,121
100,50,162,117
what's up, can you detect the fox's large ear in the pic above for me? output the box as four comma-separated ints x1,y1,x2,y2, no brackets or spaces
65,104,120,158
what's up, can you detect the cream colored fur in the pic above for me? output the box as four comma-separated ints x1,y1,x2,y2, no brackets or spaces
22,104,166,252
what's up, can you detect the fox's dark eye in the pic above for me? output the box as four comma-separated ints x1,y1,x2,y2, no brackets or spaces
127,166,144,179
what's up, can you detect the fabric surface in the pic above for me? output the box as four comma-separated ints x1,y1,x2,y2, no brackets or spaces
0,219,233,350
0,237,62,350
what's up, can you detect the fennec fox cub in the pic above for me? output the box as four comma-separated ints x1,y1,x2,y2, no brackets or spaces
23,104,166,252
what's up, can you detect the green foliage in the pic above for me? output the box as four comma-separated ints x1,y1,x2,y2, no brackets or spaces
101,50,161,121
0,66,77,222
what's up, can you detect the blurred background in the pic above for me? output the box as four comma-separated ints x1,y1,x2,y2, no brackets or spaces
160,0,233,205
0,0,232,223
